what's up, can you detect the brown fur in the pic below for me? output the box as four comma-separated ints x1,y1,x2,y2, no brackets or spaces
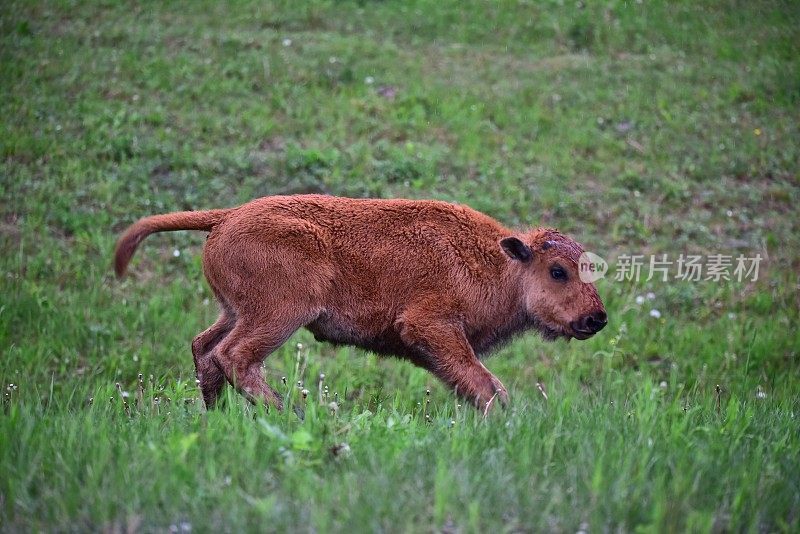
114,194,606,413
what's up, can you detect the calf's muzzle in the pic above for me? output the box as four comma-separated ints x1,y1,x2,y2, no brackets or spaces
570,310,608,339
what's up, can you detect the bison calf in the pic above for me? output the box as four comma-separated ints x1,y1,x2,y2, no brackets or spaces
114,194,606,413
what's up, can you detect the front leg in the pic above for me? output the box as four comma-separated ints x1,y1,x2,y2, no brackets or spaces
397,305,509,414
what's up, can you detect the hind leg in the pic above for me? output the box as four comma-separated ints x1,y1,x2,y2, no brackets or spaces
192,311,235,408
212,312,313,409
201,230,332,409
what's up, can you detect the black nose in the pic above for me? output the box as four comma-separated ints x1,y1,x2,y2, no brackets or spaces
571,311,608,336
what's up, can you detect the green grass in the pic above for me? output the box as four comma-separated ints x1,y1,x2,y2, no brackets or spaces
1,0,799,531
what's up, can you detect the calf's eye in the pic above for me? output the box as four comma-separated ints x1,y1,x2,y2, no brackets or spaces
550,267,567,281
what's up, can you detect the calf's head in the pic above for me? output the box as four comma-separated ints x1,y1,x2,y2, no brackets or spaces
500,229,607,341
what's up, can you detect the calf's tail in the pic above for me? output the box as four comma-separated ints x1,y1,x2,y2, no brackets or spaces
114,209,231,277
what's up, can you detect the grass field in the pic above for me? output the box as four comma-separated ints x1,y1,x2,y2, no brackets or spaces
2,0,799,531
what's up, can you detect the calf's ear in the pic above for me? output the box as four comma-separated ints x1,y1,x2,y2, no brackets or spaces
500,237,532,262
